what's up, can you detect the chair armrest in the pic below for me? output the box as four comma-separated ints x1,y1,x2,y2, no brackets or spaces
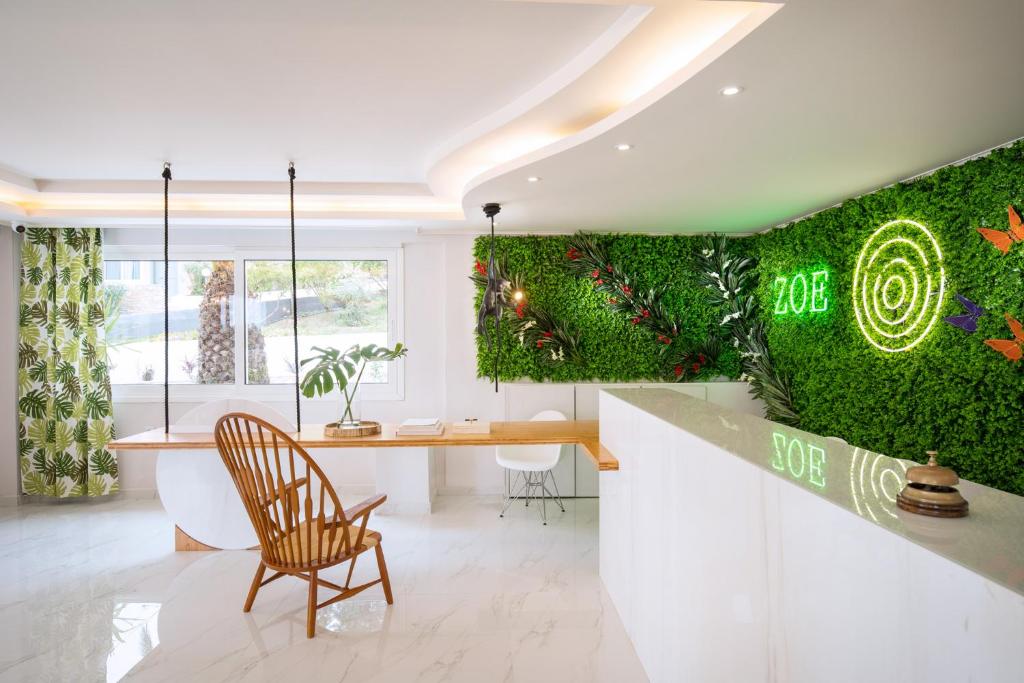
343,493,387,521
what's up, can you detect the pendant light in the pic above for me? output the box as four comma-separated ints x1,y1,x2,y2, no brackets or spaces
475,202,503,392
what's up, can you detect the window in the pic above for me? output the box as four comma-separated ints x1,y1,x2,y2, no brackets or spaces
104,260,236,385
244,260,389,385
103,248,402,401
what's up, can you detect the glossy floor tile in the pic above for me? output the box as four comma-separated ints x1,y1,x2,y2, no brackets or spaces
0,496,646,682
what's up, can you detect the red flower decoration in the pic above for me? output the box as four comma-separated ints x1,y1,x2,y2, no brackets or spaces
698,354,706,363
631,317,640,325
606,264,613,273
691,362,700,373
542,331,552,338
536,340,544,348
609,297,617,304
516,302,526,319
591,269,600,278
657,334,672,345
642,309,650,318
674,365,683,378
622,285,632,295
567,248,580,260
474,260,486,276
595,279,604,285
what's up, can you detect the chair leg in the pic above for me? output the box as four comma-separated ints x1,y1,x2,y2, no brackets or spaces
243,561,266,613
344,554,358,589
307,569,318,639
541,471,548,525
500,471,528,518
547,470,566,512
375,543,394,605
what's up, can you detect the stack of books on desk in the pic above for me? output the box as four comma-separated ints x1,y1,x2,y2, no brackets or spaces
396,418,443,436
451,419,491,435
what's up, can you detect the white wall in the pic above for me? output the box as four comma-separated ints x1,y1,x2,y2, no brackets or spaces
3,227,764,501
0,227,18,504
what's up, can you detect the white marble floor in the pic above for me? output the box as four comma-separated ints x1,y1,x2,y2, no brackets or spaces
0,496,646,683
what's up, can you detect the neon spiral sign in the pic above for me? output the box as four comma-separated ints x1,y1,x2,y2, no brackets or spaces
852,219,946,353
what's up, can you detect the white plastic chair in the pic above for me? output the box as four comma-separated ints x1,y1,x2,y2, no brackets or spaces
496,410,568,525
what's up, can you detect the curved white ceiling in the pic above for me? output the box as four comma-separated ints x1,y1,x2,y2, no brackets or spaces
0,0,780,227
0,0,627,181
2,0,1021,233
462,0,1024,234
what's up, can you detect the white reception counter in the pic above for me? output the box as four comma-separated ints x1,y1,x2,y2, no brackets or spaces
598,388,1024,683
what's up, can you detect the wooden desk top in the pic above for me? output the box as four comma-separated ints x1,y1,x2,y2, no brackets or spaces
108,420,618,471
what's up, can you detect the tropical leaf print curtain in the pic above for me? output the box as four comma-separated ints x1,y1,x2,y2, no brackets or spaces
18,228,117,497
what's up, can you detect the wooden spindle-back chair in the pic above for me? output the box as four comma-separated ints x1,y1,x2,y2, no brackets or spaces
214,412,393,638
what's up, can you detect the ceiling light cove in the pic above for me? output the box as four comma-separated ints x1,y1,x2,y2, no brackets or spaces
0,0,782,228
429,0,782,209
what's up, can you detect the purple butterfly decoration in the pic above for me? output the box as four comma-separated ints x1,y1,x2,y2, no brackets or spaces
943,294,985,333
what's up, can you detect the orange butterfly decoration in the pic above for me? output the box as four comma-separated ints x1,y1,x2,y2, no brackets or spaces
984,313,1024,362
977,205,1024,254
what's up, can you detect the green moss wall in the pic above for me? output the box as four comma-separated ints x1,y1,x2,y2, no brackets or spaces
752,142,1024,494
472,235,742,382
473,140,1024,494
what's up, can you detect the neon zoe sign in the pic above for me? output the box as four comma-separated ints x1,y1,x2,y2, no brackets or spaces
773,269,829,316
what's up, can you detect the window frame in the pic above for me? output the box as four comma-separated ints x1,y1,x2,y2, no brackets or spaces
106,245,405,404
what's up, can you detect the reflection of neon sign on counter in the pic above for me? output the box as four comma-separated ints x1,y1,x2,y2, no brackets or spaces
773,269,829,316
770,432,827,488
849,448,908,522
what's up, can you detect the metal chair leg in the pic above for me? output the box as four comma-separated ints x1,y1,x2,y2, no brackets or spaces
500,470,528,518
540,471,548,525
547,470,566,512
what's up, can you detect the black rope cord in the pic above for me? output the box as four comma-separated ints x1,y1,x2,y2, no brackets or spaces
288,162,302,432
490,212,498,392
162,162,171,434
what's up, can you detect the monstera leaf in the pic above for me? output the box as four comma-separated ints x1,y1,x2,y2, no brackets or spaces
22,471,50,496
300,343,408,424
27,266,45,286
27,359,48,384
90,450,118,477
82,390,110,420
19,390,47,419
27,419,48,448
53,451,75,479
54,422,74,452
58,302,81,334
88,421,112,449
18,342,39,369
52,395,74,421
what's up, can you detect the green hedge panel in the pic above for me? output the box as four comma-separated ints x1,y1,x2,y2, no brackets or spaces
472,234,742,382
473,140,1024,494
753,141,1024,495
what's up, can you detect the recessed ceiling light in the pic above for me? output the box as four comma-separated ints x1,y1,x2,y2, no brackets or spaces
527,176,541,183
720,85,743,96
615,143,632,152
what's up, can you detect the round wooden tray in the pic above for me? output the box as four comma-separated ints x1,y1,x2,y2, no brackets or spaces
324,420,381,437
